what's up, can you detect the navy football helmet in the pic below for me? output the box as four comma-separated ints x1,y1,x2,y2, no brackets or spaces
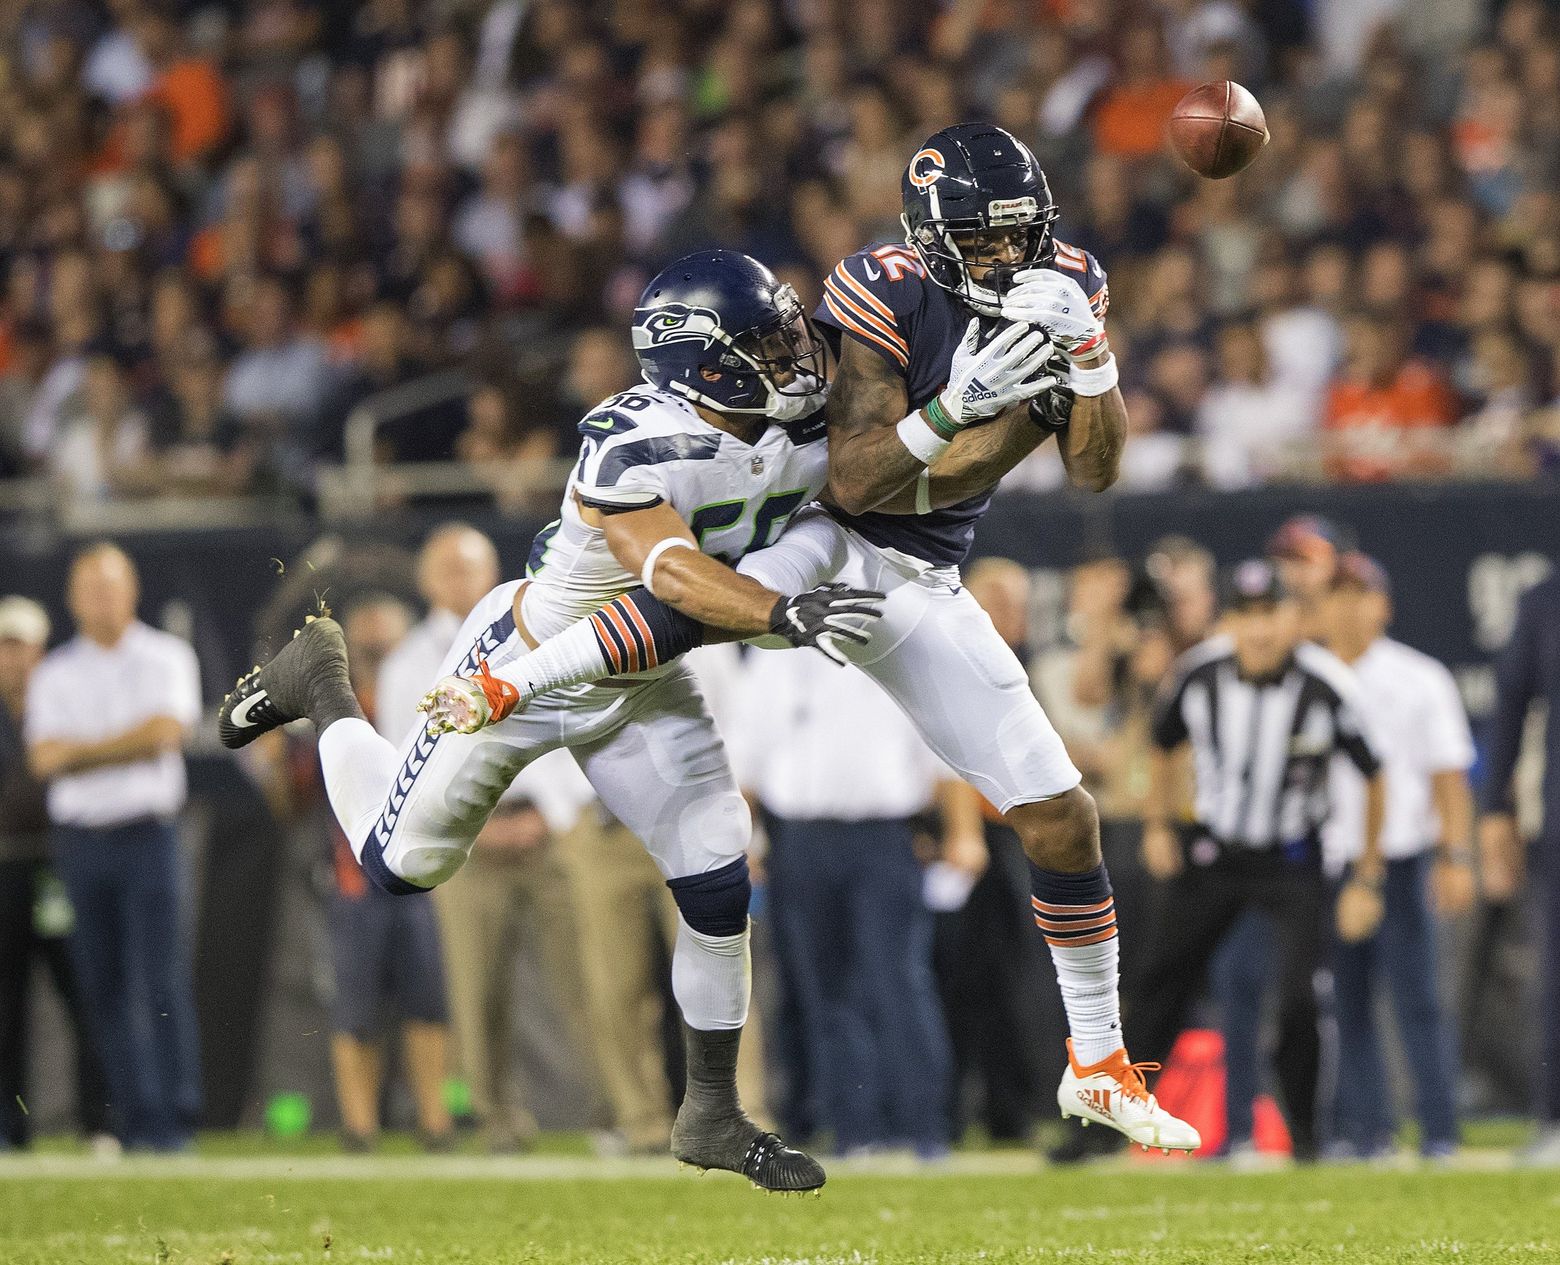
632,250,828,418
901,123,1059,315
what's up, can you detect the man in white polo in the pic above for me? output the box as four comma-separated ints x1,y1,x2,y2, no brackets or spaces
375,522,594,1153
25,543,203,1152
1321,552,1475,1161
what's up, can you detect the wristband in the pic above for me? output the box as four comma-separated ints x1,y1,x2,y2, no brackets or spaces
924,394,960,438
1068,352,1119,397
896,410,952,465
641,537,696,595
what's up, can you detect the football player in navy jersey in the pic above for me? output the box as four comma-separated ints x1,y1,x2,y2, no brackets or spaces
771,123,1196,1152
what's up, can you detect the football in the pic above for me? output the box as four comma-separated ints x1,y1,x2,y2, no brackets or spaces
1168,80,1269,179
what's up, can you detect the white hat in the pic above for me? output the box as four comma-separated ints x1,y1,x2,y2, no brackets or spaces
0,596,49,646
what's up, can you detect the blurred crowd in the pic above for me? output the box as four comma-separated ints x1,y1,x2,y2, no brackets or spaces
1,0,1559,506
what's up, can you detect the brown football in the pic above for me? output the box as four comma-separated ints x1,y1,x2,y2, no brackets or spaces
1167,80,1269,179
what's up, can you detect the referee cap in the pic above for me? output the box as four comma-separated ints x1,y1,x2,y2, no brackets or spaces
1221,559,1286,611
0,595,49,646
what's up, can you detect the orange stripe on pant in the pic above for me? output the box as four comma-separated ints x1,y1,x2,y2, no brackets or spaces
1032,895,1113,917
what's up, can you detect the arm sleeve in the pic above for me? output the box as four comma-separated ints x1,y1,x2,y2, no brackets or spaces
815,250,916,372
1479,587,1542,814
1421,661,1475,774
163,641,202,728
573,428,696,511
23,660,67,744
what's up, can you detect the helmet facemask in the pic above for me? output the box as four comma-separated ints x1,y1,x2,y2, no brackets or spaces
687,284,830,420
904,205,1058,316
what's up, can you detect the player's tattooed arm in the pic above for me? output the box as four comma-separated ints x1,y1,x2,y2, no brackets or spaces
871,405,1051,514
822,337,926,514
1057,352,1125,493
596,501,784,637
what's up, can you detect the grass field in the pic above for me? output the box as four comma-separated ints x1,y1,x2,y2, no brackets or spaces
2,1148,1558,1264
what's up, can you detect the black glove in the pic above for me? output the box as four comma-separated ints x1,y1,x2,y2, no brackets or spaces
1026,346,1075,434
768,583,886,665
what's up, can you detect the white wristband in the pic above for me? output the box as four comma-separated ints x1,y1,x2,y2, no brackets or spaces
642,537,696,595
896,410,952,465
1068,353,1119,397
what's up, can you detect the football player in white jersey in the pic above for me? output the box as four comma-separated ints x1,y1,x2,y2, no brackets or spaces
216,251,887,1191
429,126,1199,1157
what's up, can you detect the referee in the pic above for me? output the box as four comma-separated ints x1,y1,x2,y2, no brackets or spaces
1131,559,1387,1161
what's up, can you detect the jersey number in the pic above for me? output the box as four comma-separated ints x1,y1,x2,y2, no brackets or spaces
689,488,809,563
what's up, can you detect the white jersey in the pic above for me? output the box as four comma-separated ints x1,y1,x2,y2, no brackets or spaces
520,385,828,640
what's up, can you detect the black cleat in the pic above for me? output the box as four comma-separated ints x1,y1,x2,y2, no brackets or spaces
671,1107,826,1193
217,615,355,749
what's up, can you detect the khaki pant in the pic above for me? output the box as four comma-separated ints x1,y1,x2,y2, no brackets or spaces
559,813,769,1150
432,839,593,1141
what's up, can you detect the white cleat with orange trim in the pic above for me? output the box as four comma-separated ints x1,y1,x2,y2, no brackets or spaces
417,658,525,736
1057,1040,1201,1154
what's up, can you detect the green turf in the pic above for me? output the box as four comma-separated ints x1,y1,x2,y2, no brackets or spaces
2,1162,1558,1264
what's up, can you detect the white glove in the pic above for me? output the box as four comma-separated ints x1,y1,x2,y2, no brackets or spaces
768,372,828,423
1001,269,1106,362
933,317,1055,430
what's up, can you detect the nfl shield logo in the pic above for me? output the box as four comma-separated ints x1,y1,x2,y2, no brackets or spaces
750,456,765,475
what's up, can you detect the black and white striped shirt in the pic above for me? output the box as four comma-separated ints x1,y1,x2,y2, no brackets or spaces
1151,639,1381,851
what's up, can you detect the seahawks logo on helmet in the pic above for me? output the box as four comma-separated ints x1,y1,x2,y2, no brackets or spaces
632,304,724,351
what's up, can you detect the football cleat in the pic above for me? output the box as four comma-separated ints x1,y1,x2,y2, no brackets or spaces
217,615,353,749
417,657,523,736
1057,1040,1201,1153
672,1113,826,1194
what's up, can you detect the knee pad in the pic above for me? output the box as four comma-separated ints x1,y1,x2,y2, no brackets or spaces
666,855,751,937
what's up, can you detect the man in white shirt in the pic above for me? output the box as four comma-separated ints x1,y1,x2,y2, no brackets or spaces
25,544,202,1152
376,523,594,1153
729,646,958,1158
1321,553,1475,1160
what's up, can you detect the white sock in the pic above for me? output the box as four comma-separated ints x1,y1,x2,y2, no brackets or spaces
1052,936,1123,1066
671,918,751,1030
1030,863,1124,1066
496,616,615,698
317,718,398,862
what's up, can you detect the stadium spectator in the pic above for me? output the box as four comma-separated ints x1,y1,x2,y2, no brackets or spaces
1196,320,1320,488
25,544,202,1152
1320,553,1474,1161
222,274,332,444
0,596,108,1153
1323,314,1459,483
374,524,593,1154
1478,572,1560,1165
732,647,956,1159
319,593,454,1152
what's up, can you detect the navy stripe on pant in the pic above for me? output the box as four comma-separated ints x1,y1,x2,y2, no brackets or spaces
52,819,202,1150
766,814,951,1155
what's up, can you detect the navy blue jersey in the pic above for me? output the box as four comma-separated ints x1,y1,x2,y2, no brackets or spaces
815,240,1108,566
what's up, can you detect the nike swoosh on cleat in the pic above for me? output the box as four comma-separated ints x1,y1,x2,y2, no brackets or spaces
229,689,273,728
